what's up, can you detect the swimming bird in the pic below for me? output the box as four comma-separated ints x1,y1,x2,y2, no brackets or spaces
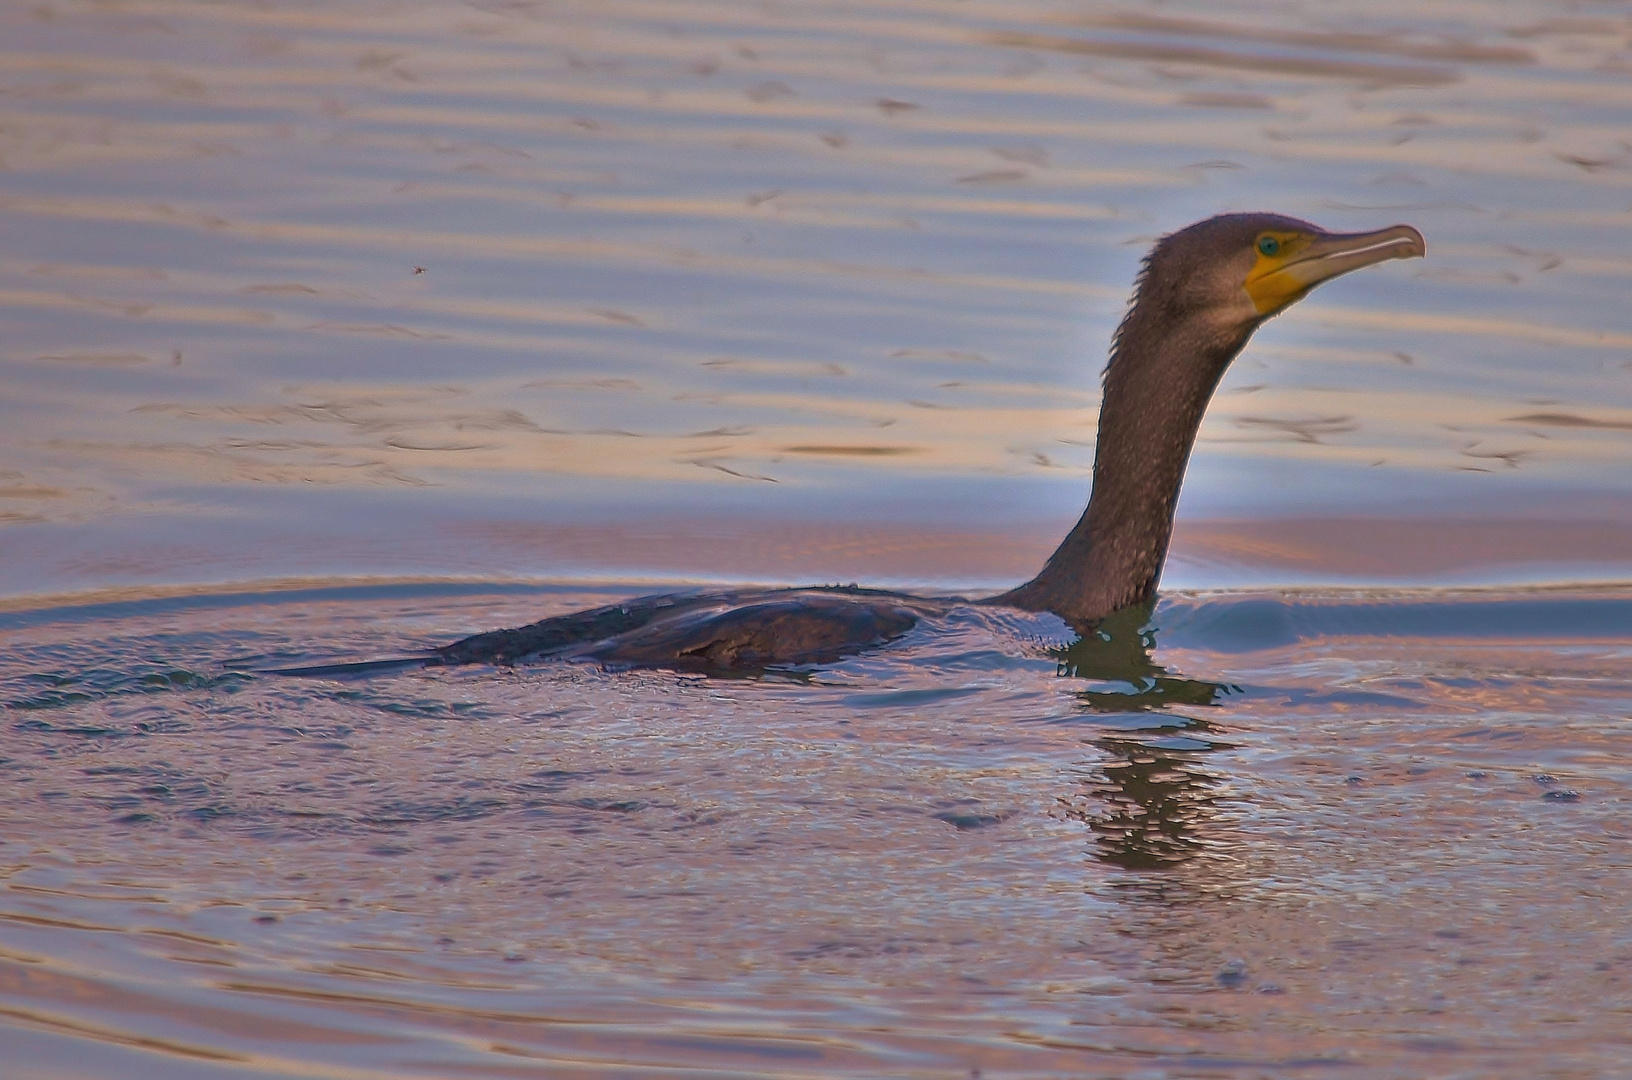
277,213,1422,677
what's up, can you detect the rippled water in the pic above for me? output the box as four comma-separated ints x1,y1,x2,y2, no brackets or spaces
2,584,1631,1076
4,0,1632,1075
5,0,1632,592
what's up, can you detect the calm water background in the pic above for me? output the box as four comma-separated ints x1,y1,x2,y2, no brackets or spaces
2,0,1631,1076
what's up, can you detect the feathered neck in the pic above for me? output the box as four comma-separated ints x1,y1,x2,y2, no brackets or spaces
988,249,1257,629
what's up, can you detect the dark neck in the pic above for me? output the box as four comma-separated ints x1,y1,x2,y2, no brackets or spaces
991,300,1254,629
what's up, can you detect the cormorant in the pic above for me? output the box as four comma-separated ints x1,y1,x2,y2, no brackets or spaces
276,213,1423,676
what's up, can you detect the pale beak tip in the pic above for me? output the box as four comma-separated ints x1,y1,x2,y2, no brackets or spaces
1395,224,1426,259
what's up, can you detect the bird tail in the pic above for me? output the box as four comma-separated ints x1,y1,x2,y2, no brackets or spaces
256,655,438,678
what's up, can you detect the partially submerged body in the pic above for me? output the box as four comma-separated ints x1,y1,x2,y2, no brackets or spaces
438,585,937,672
271,585,943,677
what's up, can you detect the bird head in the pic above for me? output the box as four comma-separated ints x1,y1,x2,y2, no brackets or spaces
1133,212,1425,346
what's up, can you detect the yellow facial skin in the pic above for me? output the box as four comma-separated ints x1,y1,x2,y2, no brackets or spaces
1245,224,1426,316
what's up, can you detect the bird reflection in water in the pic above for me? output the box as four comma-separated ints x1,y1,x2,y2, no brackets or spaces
1052,603,1237,871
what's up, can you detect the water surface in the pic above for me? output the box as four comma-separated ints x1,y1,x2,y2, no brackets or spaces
3,1,1632,1076
2,583,1630,1077
4,0,1632,593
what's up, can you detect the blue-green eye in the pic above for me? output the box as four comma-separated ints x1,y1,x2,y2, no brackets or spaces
1257,235,1280,257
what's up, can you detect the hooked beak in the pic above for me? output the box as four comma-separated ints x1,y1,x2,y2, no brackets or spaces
1247,224,1425,315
